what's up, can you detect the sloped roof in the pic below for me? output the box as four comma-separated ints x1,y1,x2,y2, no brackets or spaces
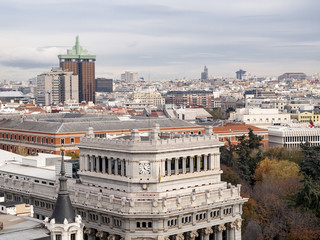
0,118,196,134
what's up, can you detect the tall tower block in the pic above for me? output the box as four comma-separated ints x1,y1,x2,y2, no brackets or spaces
58,36,96,103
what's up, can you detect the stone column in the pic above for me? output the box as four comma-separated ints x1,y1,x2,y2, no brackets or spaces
90,156,94,172
102,157,106,173
204,155,208,171
204,227,213,240
229,222,236,240
79,155,84,170
182,157,186,174
108,158,112,175
167,159,171,176
208,154,212,170
115,158,118,175
175,158,179,175
234,218,242,240
161,159,166,177
190,156,194,173
84,155,89,171
216,224,226,240
96,156,100,172
196,155,200,172
215,153,220,169
121,160,125,176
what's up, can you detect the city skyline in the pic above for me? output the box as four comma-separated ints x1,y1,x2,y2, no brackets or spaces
0,0,319,81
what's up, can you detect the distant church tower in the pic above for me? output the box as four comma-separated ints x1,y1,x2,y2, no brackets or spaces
45,147,84,240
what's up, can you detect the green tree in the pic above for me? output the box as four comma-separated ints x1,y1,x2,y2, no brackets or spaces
296,176,320,217
233,129,263,183
300,143,320,181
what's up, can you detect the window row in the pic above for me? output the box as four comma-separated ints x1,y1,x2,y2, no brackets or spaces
0,133,75,145
136,221,152,229
285,135,320,143
34,200,54,210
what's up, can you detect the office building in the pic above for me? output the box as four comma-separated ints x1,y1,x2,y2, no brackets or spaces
95,78,113,92
268,125,320,148
229,108,291,128
165,91,215,109
36,68,79,106
58,36,96,103
236,70,246,80
121,71,138,82
132,91,165,106
201,66,208,81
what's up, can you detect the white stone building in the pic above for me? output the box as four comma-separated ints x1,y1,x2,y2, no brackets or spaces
76,125,247,239
0,125,247,240
121,71,138,82
268,125,320,148
229,108,291,127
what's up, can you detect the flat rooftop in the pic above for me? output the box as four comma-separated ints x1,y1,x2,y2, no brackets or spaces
0,164,55,181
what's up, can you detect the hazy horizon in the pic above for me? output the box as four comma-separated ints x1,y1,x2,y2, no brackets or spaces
0,0,319,81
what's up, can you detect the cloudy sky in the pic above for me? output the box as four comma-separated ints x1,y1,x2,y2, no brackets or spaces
0,0,319,81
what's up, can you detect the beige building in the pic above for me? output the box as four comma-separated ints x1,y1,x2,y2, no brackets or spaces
36,67,79,106
132,91,165,106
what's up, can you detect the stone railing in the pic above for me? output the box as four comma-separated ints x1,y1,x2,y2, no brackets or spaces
79,134,220,152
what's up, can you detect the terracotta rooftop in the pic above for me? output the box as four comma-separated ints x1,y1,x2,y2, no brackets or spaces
212,123,267,134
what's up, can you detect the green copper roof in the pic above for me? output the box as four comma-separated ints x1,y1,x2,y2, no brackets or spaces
58,36,96,59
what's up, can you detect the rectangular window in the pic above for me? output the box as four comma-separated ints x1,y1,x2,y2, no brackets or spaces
71,138,75,144
60,139,65,145
56,235,62,240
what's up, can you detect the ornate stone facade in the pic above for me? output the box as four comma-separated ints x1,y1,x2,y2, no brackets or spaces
0,125,247,239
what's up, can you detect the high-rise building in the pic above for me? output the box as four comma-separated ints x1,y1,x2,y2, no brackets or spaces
121,71,138,81
236,69,246,80
95,78,113,92
58,36,96,103
36,67,79,106
201,66,208,81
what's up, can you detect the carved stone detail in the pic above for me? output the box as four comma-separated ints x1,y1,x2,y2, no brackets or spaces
107,235,116,240
218,224,226,232
204,227,213,235
189,230,199,239
175,233,184,240
96,231,106,239
235,218,242,230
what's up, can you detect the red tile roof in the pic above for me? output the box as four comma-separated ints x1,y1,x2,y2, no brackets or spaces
212,123,267,134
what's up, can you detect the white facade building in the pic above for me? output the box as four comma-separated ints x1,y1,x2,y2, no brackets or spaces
229,108,291,127
36,67,79,106
121,71,138,82
268,125,320,148
0,126,247,240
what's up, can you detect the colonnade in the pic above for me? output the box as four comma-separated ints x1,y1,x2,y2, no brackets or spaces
163,154,219,176
80,155,127,176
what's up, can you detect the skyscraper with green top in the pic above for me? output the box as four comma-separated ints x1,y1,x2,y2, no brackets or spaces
58,36,96,103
